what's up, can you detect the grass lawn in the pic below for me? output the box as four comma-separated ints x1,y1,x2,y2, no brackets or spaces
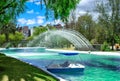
0,53,58,81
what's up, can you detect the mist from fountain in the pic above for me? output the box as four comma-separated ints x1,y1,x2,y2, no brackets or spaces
27,29,93,50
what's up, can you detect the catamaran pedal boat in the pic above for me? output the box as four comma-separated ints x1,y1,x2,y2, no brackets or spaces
47,61,85,73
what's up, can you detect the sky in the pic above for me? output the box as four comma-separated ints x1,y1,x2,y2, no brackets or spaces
17,0,98,28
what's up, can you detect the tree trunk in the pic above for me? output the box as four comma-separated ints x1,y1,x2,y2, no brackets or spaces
5,33,9,42
111,36,115,50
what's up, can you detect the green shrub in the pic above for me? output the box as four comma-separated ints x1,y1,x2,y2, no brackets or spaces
9,31,24,47
0,34,6,46
101,41,111,51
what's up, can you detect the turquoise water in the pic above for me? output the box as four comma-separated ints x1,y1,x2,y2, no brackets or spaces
1,48,120,81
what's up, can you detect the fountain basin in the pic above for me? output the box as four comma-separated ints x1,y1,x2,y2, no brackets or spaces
1,47,120,81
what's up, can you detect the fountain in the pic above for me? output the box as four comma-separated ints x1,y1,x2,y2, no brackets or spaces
27,29,93,50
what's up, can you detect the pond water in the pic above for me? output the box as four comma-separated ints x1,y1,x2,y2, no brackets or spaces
0,48,120,81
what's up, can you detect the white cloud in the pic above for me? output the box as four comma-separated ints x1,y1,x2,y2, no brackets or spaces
36,12,39,14
26,19,36,25
27,0,34,2
43,19,64,26
79,0,89,6
18,18,27,24
18,18,64,26
42,21,50,26
37,19,44,24
54,19,64,26
77,0,96,12
27,0,44,5
37,16,45,24
68,0,100,22
27,10,34,14
43,21,50,26
18,18,36,25
37,16,45,19
78,10,88,16
35,2,41,5
90,12,99,21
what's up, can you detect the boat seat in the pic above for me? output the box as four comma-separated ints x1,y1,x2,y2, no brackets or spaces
60,61,70,67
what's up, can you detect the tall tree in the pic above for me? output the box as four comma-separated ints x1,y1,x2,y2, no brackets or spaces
96,0,120,50
94,24,106,44
67,13,96,41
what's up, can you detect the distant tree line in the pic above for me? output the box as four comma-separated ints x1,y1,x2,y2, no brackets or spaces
65,0,120,50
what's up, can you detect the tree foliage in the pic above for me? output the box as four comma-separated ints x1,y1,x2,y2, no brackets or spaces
0,34,6,46
43,0,80,22
0,22,16,42
77,14,96,41
94,24,106,44
0,0,27,24
101,41,111,51
33,25,56,36
33,26,48,36
96,0,120,50
9,31,24,47
0,0,80,24
66,13,96,41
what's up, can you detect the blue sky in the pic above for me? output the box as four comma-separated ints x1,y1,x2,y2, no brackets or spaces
17,0,65,27
17,0,98,28
17,1,51,27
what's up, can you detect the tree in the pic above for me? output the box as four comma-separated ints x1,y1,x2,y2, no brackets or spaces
96,0,120,50
9,31,24,47
0,0,27,43
33,26,48,36
0,0,80,26
94,24,106,44
42,0,80,22
0,0,27,24
33,25,57,36
67,13,96,41
0,22,16,42
0,0,80,25
0,34,5,46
